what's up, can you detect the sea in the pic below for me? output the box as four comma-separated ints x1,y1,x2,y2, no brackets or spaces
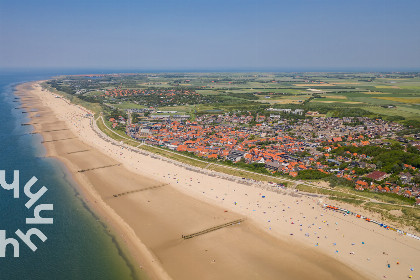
0,69,140,280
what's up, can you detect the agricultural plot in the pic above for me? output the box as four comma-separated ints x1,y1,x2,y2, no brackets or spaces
196,89,222,95
374,97,420,104
363,91,391,95
256,94,311,104
47,72,420,122
364,105,420,120
313,100,363,104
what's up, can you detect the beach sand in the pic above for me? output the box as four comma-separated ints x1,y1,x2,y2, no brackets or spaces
15,81,420,280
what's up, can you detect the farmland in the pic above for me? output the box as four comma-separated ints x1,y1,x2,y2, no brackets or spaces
47,72,419,122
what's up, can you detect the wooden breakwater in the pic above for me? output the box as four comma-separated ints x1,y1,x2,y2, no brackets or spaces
78,163,121,173
182,219,246,240
41,137,77,143
112,183,168,198
67,149,90,154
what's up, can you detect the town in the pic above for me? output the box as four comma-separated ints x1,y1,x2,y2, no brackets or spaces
107,108,420,203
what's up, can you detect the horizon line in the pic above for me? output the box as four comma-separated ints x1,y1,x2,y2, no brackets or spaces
1,66,420,74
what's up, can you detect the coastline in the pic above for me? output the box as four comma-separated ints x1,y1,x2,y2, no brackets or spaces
14,83,167,280
15,81,420,279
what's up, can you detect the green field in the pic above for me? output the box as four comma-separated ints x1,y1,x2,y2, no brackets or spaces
111,102,146,110
47,72,420,122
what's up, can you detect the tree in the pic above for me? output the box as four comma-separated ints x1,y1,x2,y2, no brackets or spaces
328,176,354,188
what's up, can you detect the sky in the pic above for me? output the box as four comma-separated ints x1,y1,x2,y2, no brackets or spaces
0,0,419,71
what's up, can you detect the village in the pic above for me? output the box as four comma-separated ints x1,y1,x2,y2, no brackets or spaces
102,88,213,107
44,72,420,205
107,109,420,204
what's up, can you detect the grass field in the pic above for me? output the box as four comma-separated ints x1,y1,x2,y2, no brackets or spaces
364,106,420,120
363,91,391,95
324,95,348,99
49,72,420,123
256,99,303,104
112,102,146,110
373,97,420,104
313,100,363,104
293,83,334,87
156,105,194,112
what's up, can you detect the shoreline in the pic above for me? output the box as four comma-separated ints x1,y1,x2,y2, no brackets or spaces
53,158,147,280
15,81,420,279
14,83,168,280
57,156,169,280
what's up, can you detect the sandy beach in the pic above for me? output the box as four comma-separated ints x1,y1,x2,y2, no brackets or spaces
15,81,420,280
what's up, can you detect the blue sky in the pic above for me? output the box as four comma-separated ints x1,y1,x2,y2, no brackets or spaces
1,0,419,70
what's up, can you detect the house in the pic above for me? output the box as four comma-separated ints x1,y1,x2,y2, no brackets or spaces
355,180,368,190
327,159,340,165
289,171,298,177
366,171,389,181
358,162,376,169
226,150,246,162
400,172,413,184
257,157,266,164
177,145,188,152
265,161,281,171
139,128,151,135
165,143,178,150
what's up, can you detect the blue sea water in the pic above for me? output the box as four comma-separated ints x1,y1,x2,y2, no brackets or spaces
0,70,139,280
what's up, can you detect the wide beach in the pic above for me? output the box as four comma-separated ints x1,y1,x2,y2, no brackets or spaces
15,81,420,279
